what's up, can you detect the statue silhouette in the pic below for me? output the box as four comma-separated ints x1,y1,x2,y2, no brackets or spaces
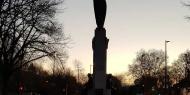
93,0,107,28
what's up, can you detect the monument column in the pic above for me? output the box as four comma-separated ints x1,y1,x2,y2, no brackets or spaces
91,0,111,95
92,28,109,95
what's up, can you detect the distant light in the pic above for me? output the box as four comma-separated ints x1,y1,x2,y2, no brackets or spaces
19,86,23,91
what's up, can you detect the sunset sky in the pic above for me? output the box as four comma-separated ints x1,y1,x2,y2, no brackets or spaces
55,0,190,74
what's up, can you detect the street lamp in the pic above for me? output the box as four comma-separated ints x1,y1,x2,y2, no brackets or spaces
164,40,170,90
141,54,146,94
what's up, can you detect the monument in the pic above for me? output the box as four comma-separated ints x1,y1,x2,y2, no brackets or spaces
87,0,111,95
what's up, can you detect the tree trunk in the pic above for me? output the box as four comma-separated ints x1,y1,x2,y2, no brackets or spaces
2,77,8,95
1,70,11,95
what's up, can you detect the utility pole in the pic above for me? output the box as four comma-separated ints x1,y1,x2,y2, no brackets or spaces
164,40,170,90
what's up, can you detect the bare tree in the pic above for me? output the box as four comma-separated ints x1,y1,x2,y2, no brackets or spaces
51,52,68,75
169,50,190,83
73,59,87,84
128,49,165,79
0,0,68,94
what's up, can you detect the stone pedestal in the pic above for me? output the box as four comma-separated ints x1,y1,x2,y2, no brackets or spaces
90,28,110,95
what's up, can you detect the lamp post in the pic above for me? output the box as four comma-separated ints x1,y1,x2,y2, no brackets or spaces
164,40,170,90
141,54,145,94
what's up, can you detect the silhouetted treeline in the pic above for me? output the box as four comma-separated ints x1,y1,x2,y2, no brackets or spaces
2,64,83,95
127,49,190,95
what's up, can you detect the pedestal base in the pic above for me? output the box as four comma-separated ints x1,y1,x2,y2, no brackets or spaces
88,89,111,95
89,28,110,95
